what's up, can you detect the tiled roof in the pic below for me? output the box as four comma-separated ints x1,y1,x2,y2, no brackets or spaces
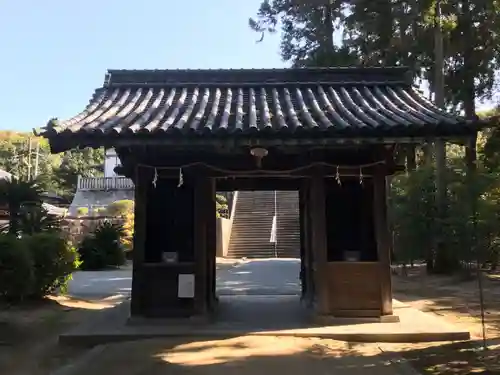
39,67,477,140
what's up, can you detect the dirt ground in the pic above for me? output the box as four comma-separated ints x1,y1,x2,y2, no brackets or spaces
1,267,500,375
64,336,420,375
0,295,125,375
389,265,500,374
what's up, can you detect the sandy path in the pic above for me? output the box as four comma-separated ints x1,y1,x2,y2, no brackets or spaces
65,336,417,375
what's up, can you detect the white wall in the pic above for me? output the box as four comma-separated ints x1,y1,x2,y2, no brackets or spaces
104,148,120,177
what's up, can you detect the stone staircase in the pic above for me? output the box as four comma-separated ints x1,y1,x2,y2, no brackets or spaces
276,191,300,258
227,191,300,258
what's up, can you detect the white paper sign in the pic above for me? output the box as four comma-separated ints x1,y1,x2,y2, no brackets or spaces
178,274,195,298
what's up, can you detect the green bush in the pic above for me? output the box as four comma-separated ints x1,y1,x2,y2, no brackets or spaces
106,200,134,217
77,235,105,270
0,234,34,302
93,207,107,216
19,204,62,235
78,221,126,270
24,233,81,297
76,207,89,216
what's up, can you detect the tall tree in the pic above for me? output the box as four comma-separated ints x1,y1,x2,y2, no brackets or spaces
249,0,500,273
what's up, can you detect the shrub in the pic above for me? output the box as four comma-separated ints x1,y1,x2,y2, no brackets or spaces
24,233,81,297
122,211,134,254
0,178,42,236
93,207,107,216
78,221,126,270
19,204,62,235
106,200,134,217
216,194,228,218
76,207,89,216
0,234,34,302
77,235,105,270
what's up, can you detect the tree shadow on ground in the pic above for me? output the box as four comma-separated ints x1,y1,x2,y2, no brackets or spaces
388,338,500,374
59,335,500,375
64,336,414,375
392,266,500,336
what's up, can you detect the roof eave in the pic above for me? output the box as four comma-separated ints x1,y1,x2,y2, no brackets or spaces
40,126,480,154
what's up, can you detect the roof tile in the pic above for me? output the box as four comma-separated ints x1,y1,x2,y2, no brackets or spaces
40,67,476,139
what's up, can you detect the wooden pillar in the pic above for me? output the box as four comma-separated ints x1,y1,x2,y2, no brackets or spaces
193,174,211,315
373,167,393,315
300,181,314,306
309,175,329,314
130,165,148,317
299,186,306,300
206,179,217,311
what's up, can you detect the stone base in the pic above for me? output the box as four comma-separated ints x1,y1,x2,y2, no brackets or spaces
59,298,470,347
312,313,400,326
127,314,212,326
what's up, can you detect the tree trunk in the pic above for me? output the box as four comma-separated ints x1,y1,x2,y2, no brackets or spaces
8,204,19,236
405,145,417,172
462,0,478,273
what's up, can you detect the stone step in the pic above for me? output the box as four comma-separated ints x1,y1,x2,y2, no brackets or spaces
228,190,300,258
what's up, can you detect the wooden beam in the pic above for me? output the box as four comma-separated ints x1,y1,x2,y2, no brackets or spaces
45,132,478,154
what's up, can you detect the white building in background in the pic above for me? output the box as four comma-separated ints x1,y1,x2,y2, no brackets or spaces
104,148,120,178
68,148,134,216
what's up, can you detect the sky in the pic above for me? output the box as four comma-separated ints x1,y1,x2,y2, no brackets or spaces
1,1,494,133
0,0,284,132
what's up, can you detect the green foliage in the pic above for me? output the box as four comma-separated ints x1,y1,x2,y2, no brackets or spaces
104,200,136,257
52,148,104,200
0,132,105,201
23,233,81,297
0,178,43,235
18,204,62,235
390,166,436,267
122,211,134,254
93,207,107,215
250,0,500,115
76,207,89,216
250,0,500,276
0,234,34,302
215,194,228,218
106,200,134,217
78,221,126,270
0,232,80,302
77,236,105,271
390,130,500,275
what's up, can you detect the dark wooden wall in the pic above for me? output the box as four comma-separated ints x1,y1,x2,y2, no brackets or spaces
325,178,377,262
125,145,394,320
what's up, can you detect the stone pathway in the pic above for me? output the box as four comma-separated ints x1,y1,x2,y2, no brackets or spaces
216,258,301,296
66,258,248,299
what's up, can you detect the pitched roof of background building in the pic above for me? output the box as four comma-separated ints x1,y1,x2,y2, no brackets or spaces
0,169,12,181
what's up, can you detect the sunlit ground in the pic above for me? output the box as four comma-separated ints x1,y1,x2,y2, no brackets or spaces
47,294,124,310
73,336,405,375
